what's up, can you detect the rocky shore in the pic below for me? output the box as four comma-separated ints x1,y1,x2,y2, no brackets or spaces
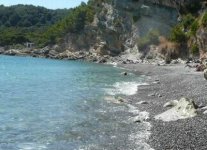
0,47,117,63
0,47,198,66
120,63,207,149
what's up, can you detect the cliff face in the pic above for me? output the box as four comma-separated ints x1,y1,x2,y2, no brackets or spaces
61,0,202,57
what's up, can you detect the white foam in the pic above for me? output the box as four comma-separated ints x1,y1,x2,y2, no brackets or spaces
105,82,148,96
18,143,47,150
106,62,117,67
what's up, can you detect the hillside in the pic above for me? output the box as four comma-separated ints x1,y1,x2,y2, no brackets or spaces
0,4,70,46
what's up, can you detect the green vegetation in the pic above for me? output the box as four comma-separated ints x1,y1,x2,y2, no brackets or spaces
0,5,70,47
190,43,199,55
190,20,199,36
182,14,195,29
0,2,95,48
170,13,199,43
170,25,187,43
0,5,69,27
202,12,207,27
138,30,160,51
37,3,95,47
169,10,203,57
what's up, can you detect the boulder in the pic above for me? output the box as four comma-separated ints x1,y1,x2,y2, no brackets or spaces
196,64,206,72
4,49,27,56
204,69,207,80
155,98,197,122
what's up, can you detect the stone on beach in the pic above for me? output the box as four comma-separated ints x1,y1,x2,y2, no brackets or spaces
136,101,149,105
155,98,197,122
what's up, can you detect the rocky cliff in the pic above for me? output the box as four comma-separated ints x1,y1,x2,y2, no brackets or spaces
60,0,183,56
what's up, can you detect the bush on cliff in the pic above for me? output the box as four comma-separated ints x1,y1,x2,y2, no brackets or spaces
182,14,195,29
170,25,187,43
202,12,207,27
190,43,199,55
190,20,199,37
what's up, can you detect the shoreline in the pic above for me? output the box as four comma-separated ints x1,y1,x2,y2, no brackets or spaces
120,63,207,149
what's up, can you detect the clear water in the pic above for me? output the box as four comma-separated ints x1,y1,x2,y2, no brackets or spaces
0,55,148,150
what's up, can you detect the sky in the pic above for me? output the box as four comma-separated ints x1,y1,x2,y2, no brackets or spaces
0,0,89,9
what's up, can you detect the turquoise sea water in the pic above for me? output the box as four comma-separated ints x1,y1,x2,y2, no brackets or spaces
0,55,148,150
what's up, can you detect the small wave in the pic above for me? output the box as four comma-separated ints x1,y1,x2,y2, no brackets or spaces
18,143,47,150
105,82,148,96
106,62,118,67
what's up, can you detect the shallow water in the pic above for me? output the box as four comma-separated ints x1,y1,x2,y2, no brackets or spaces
0,55,149,150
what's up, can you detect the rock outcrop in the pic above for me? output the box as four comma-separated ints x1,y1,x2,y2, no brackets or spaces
58,0,187,58
155,98,198,122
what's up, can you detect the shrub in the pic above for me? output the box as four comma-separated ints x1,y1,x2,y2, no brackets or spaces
182,14,195,29
190,43,199,55
202,12,207,27
190,20,199,36
170,25,187,43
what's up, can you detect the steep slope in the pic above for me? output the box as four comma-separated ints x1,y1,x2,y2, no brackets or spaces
59,0,179,55
59,0,203,58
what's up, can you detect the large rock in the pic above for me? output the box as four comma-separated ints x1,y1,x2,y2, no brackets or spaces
155,98,197,122
204,69,207,80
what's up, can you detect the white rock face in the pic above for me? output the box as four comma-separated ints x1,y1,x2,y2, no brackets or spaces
155,98,197,122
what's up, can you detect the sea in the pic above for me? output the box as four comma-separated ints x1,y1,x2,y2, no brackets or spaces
0,55,151,150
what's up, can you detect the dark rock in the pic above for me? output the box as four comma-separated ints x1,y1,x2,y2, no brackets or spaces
118,98,125,103
121,72,128,76
158,94,163,98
